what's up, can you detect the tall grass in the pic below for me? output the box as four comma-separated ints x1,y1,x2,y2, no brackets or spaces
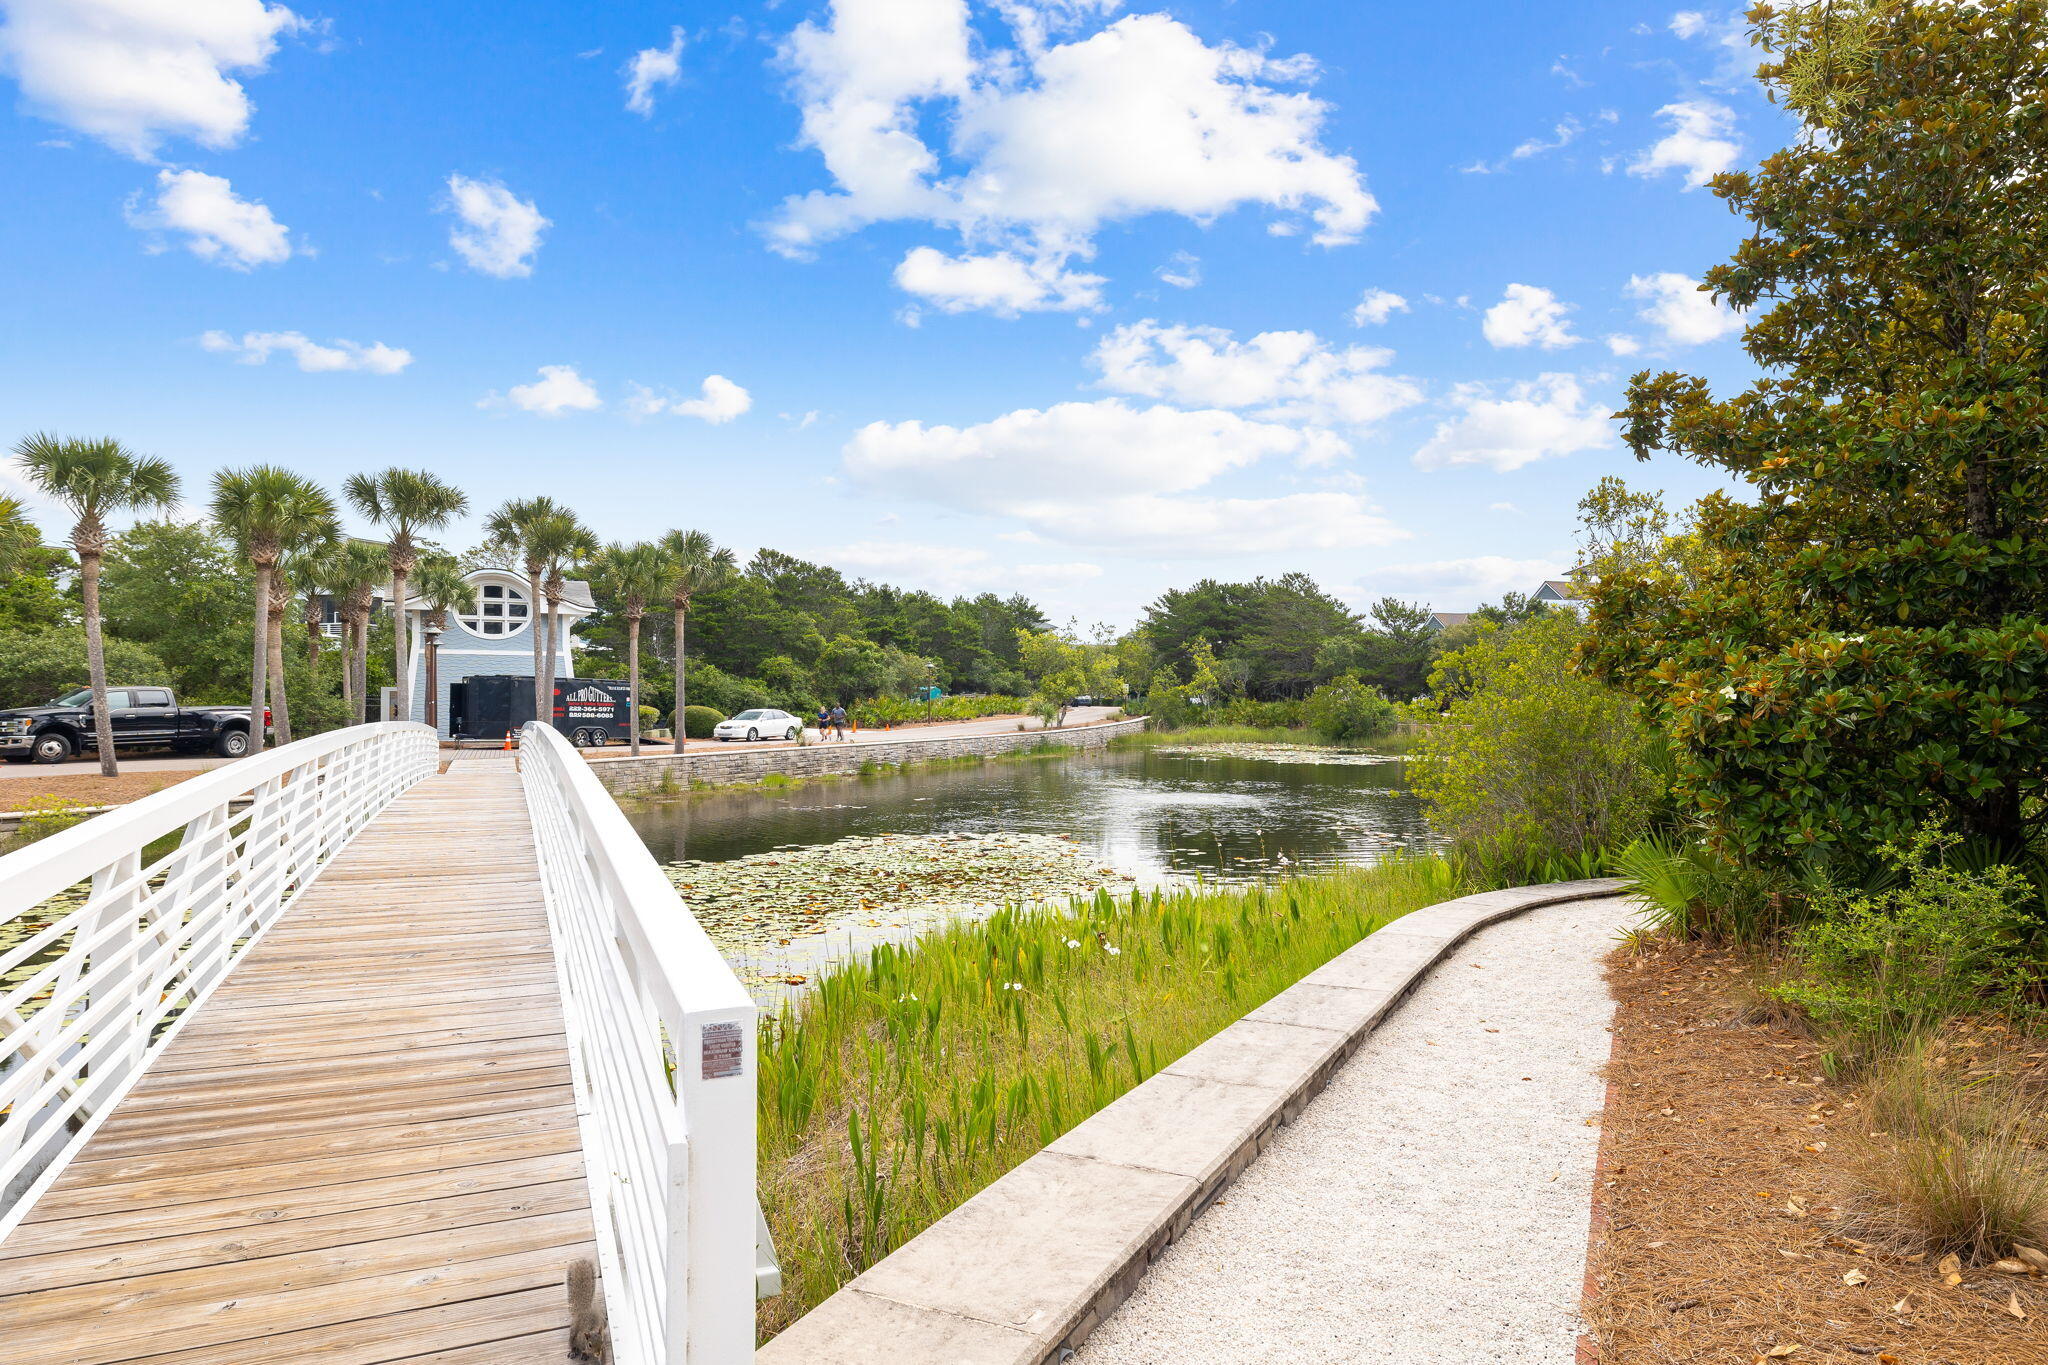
1112,724,1318,749
756,856,1462,1338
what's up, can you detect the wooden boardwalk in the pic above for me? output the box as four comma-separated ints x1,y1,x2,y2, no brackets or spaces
0,754,598,1365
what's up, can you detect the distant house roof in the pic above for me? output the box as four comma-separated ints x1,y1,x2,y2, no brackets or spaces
395,570,595,615
1425,611,1471,632
1534,579,1581,601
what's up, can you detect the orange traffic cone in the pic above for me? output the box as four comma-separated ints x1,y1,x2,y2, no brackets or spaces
503,730,513,751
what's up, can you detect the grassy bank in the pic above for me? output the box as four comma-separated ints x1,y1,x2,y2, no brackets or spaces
756,855,1461,1338
1114,722,1421,753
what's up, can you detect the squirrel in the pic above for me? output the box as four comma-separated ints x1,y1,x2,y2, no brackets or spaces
566,1257,612,1364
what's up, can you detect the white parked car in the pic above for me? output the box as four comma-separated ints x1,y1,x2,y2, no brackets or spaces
712,708,802,742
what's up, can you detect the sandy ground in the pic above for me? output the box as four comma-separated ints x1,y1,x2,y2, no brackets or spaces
0,752,242,781
1076,896,1631,1365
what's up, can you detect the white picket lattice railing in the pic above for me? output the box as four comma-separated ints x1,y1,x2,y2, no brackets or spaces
518,722,760,1365
0,721,438,1238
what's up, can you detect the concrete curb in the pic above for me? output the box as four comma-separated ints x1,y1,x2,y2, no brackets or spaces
756,877,1629,1365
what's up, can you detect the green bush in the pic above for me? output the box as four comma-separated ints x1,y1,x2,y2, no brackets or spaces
14,796,91,843
681,705,724,739
1302,677,1396,744
0,627,172,709
1615,834,1804,944
1774,827,2038,1061
1409,612,1661,873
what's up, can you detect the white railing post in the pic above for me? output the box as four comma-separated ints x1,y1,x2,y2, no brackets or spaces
516,722,760,1365
0,721,438,1242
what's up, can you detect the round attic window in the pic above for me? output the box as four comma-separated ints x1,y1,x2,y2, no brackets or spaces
455,581,531,639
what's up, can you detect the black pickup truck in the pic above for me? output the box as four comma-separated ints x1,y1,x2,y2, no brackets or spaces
0,686,259,764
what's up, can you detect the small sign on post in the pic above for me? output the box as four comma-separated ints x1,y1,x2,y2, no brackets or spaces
700,1020,743,1080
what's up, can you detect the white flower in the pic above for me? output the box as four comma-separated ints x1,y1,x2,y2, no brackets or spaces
1105,945,1122,957
1004,981,1024,991
1719,685,1737,700
1065,938,1082,949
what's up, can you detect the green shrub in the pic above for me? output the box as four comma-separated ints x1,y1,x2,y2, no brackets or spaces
681,705,724,739
1615,834,1804,943
0,627,172,709
1774,827,2038,1061
1302,676,1396,744
14,796,91,843
1409,612,1661,873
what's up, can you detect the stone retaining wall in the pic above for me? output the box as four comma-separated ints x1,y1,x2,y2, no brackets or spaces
587,715,1150,797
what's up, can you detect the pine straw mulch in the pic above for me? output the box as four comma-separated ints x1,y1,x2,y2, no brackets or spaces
1583,939,2048,1365
0,769,207,812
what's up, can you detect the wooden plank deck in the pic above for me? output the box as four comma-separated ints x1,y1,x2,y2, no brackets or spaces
0,754,597,1365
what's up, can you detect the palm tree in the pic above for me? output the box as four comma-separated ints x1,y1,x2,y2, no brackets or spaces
325,540,391,723
590,541,672,756
659,529,737,754
412,555,471,733
270,528,340,745
536,513,595,712
211,467,337,753
484,496,573,720
0,493,40,579
14,435,179,777
344,469,467,723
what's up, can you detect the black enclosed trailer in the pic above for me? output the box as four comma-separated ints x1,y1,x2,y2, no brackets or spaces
448,674,635,746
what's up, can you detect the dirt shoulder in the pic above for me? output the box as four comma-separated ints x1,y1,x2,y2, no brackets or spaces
0,769,208,812
1585,941,2047,1365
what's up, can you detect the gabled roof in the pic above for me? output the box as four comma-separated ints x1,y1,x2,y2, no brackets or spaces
1536,579,1581,600
1426,611,1471,631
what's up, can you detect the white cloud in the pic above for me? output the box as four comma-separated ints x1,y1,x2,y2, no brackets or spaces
1481,283,1579,350
1488,501,1521,514
444,174,549,278
1669,11,1708,39
200,329,411,374
0,0,301,159
821,537,1104,595
1090,319,1422,428
1350,287,1408,327
843,397,1392,552
1625,270,1745,345
1629,100,1740,188
490,364,602,417
627,374,753,424
1413,373,1612,472
1605,333,1642,356
770,5,1372,308
893,245,1105,315
1156,250,1200,289
127,169,290,269
624,26,685,116
993,0,1123,54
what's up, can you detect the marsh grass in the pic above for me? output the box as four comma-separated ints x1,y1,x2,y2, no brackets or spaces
755,856,1461,1338
1112,724,1315,749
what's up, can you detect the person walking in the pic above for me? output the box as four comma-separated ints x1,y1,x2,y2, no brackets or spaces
814,706,831,742
828,703,848,742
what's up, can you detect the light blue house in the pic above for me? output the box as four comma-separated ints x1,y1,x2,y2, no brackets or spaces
376,568,596,737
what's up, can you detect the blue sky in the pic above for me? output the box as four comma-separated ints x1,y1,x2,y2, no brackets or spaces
0,1,1773,628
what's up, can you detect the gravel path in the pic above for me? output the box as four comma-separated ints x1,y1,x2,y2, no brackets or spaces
1075,895,1629,1365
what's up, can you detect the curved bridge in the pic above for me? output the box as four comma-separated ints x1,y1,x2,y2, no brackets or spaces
0,724,760,1365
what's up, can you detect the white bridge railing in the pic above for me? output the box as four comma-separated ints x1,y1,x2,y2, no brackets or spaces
518,721,762,1365
0,721,438,1237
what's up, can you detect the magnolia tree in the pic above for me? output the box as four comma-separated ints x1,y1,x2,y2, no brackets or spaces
1016,627,1123,727
1583,0,2048,863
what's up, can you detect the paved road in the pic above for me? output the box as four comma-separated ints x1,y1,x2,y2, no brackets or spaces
580,706,1124,762
0,752,241,780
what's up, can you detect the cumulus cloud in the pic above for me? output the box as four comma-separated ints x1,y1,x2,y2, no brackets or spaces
1350,287,1408,327
200,330,411,374
1629,99,1740,188
1669,10,1709,39
1605,334,1642,356
127,169,291,269
624,26,685,116
487,364,602,417
843,397,1393,552
1481,283,1579,350
1156,250,1200,289
626,374,753,424
770,3,1372,313
1413,373,1612,472
893,246,1105,315
0,0,301,159
822,537,1103,595
1090,320,1422,428
444,174,549,278
1625,270,1745,345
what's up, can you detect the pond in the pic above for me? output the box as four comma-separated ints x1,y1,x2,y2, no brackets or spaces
622,743,1437,999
